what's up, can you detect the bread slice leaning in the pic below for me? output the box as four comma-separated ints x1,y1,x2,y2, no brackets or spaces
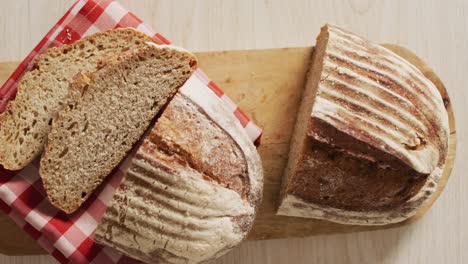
40,43,197,214
0,28,153,170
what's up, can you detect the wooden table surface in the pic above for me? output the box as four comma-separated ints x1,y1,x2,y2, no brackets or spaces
0,0,466,263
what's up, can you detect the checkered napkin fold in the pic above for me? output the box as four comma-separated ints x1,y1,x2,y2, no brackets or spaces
0,0,262,263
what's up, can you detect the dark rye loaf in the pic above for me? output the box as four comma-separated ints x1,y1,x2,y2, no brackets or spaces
0,28,153,170
277,24,449,225
40,43,197,214
95,92,263,264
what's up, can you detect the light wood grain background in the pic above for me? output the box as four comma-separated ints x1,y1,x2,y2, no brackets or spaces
0,0,466,263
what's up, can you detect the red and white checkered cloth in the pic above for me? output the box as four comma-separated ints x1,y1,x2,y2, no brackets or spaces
0,0,262,263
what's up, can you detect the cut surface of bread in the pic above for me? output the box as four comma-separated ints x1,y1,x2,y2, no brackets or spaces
95,92,263,263
277,24,449,225
40,44,197,214
0,28,154,171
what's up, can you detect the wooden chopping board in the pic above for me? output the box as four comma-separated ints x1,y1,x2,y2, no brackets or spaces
0,45,456,255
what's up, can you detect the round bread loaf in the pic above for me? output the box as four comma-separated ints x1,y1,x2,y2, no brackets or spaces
278,24,449,225
94,89,263,263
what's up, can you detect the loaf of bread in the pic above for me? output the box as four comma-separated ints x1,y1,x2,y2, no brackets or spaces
94,91,263,263
277,24,449,225
0,28,153,170
40,43,197,214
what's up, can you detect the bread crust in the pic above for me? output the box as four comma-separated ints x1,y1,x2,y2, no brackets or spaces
278,24,449,225
95,87,263,263
311,25,448,174
278,167,441,225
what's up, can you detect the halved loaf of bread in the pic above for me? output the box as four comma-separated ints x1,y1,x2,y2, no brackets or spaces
40,43,197,214
94,90,263,263
277,24,449,225
0,28,154,170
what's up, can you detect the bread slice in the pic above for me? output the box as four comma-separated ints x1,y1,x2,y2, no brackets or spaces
0,28,153,170
94,92,263,264
40,44,197,214
277,24,449,225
